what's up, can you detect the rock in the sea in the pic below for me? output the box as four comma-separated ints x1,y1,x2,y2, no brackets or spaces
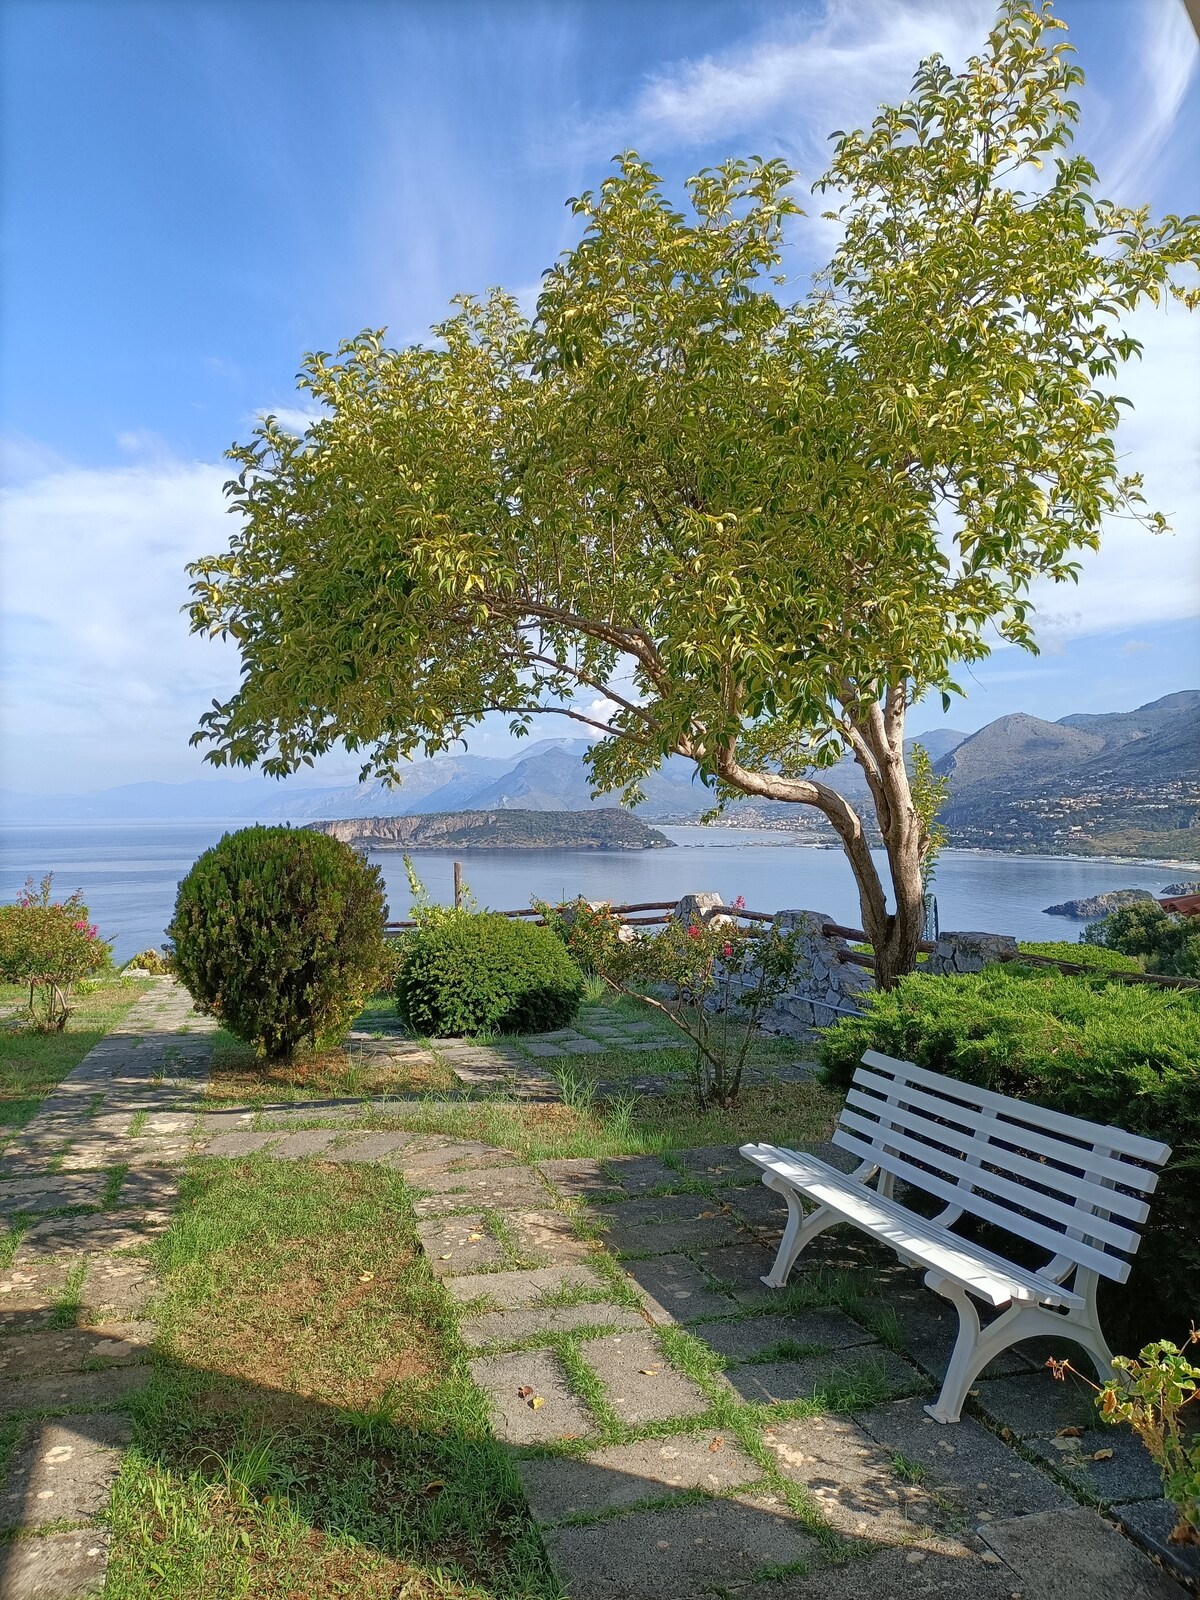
1161,880,1200,898
1043,888,1154,919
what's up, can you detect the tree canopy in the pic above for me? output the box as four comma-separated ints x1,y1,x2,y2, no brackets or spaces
188,0,1199,981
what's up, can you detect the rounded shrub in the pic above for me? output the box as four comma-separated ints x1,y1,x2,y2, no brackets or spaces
395,911,584,1037
169,826,386,1060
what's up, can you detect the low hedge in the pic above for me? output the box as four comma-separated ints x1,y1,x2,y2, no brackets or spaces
1016,940,1143,973
395,912,584,1037
820,965,1200,1349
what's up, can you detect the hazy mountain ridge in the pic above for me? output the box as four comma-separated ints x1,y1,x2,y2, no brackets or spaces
4,696,1196,859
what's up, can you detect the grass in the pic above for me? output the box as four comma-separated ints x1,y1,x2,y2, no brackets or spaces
206,1029,458,1104
107,1155,559,1599
0,973,152,1134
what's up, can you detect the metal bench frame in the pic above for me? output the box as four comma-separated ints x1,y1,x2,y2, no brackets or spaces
741,1050,1171,1423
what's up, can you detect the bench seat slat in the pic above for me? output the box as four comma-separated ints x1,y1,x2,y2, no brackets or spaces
860,1051,1170,1166
742,1143,1085,1310
849,1071,1160,1202
830,1126,1130,1282
837,1103,1144,1252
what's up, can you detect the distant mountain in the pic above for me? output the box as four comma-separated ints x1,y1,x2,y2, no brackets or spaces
936,692,1200,858
4,695,1195,859
311,809,675,851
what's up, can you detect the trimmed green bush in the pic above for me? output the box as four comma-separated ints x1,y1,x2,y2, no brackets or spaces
395,911,584,1037
819,965,1200,1349
1016,940,1143,973
169,826,386,1060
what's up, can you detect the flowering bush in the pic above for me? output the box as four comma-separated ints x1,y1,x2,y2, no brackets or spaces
533,897,632,975
0,874,113,1031
601,898,799,1109
1049,1329,1200,1544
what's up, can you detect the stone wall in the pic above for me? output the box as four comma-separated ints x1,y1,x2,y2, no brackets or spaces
668,897,1021,1040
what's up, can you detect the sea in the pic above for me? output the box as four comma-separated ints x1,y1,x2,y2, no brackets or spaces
1,821,1196,965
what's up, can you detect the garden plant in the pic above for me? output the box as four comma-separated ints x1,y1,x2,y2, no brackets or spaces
0,873,112,1031
169,825,387,1060
1084,901,1200,978
1049,1329,1200,1545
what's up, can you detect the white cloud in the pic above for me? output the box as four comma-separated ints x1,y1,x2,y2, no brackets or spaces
0,456,241,790
582,0,992,165
1094,0,1198,199
255,406,324,437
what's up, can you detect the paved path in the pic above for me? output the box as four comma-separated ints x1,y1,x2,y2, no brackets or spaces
0,978,215,1599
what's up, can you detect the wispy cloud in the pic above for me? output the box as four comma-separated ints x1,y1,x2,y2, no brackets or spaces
1095,0,1198,198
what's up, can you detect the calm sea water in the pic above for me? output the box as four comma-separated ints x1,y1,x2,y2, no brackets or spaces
1,821,1195,965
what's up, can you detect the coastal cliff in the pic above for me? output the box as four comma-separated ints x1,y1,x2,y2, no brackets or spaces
308,808,675,851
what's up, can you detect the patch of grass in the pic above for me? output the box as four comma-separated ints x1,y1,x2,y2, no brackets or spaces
206,1027,457,1104
106,1154,560,1600
346,1077,839,1165
0,975,150,1134
889,1451,928,1485
50,1258,88,1329
102,1164,130,1209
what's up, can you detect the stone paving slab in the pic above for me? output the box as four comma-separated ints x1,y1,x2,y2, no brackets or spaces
15,1209,172,1260
1112,1499,1200,1591
201,1129,280,1157
509,1210,593,1266
264,1128,344,1159
732,1542,1019,1600
0,1413,132,1531
412,1167,547,1213
594,1191,731,1228
0,1175,106,1213
602,1213,745,1257
763,1413,945,1545
542,1495,825,1600
0,1528,112,1597
577,1331,717,1426
417,1215,510,1277
517,1429,761,1524
112,1170,180,1210
390,1140,515,1174
695,1308,875,1362
859,1280,1036,1384
1027,1424,1164,1506
0,1363,151,1417
971,1368,1098,1438
600,1155,686,1195
525,1037,607,1057
468,1349,595,1443
857,1395,1076,1524
722,1182,789,1234
0,1322,153,1379
685,1241,782,1308
459,1300,647,1350
537,1157,617,1200
725,1347,921,1407
81,1256,157,1320
444,1263,609,1308
0,1263,74,1328
621,1254,739,1323
326,1131,419,1163
980,1504,1187,1598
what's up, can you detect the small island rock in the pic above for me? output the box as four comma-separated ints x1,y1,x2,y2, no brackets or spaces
1042,888,1154,919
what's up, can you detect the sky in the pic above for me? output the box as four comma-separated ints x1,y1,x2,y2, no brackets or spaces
1,0,1198,795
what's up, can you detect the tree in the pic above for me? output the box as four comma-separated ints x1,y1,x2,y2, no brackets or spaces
187,1,1199,986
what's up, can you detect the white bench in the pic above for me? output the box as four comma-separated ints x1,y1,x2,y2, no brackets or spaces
741,1049,1170,1423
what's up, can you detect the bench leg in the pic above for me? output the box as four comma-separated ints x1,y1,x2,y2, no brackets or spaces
761,1179,838,1289
922,1274,1115,1424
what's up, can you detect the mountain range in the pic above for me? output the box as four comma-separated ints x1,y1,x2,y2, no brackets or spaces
3,693,1197,860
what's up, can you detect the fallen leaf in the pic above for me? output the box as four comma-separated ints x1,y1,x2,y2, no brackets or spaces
639,1368,660,1377
1092,1448,1114,1461
358,1272,375,1283
516,1385,534,1400
468,1233,483,1242
530,1396,546,1410
709,1437,725,1453
1057,1427,1085,1438
439,1253,453,1260
422,1480,445,1493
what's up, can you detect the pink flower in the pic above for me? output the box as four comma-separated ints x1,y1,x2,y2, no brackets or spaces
732,895,746,911
723,943,733,958
687,924,702,939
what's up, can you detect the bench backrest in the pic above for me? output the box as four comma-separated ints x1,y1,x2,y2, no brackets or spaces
835,1051,1171,1284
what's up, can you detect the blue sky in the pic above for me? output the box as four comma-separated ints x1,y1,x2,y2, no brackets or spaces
2,0,1197,793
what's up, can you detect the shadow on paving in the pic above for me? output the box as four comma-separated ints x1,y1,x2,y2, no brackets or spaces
0,1346,1184,1600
